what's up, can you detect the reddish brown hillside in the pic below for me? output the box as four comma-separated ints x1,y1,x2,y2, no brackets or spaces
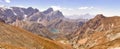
0,22,72,49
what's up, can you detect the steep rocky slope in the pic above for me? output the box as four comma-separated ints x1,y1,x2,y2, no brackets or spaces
70,14,120,49
0,21,72,49
90,38,120,49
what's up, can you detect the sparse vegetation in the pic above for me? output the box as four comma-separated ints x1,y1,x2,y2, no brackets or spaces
0,22,71,49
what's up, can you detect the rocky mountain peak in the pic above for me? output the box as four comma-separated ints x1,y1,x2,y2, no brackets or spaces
21,7,39,16
48,8,54,11
94,14,105,19
43,8,54,14
52,10,64,17
54,10,62,14
45,10,64,21
27,7,39,12
27,7,34,10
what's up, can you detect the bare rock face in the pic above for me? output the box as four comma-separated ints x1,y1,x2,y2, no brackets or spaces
46,10,64,21
28,12,46,22
21,7,39,16
43,8,64,21
4,9,14,17
43,8,53,14
11,7,25,20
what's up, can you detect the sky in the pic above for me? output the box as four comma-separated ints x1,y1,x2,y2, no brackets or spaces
0,0,120,16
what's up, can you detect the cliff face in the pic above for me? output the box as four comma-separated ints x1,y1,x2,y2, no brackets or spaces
70,14,120,49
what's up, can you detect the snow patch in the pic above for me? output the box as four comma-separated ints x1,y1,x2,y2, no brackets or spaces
13,12,17,16
24,14,27,18
23,14,27,21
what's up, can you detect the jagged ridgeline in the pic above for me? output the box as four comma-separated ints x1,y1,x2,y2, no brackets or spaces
0,7,85,40
70,14,120,49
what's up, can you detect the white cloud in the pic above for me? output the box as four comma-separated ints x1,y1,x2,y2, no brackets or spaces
49,6,103,16
0,5,5,7
67,8,73,10
4,0,11,3
50,6,73,11
50,6,62,10
78,6,94,10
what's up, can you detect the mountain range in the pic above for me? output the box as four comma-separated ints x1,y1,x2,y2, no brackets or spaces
0,7,85,40
0,6,120,49
66,13,94,19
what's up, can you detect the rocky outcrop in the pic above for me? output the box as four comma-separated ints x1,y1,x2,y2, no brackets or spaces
43,8,53,14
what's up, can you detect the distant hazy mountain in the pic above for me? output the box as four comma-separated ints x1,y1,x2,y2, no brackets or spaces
66,13,95,19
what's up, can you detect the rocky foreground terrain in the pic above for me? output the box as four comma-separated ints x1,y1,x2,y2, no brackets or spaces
0,6,120,49
69,14,120,49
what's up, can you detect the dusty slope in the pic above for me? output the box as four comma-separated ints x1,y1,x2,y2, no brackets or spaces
0,42,27,49
90,38,120,49
0,22,71,49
